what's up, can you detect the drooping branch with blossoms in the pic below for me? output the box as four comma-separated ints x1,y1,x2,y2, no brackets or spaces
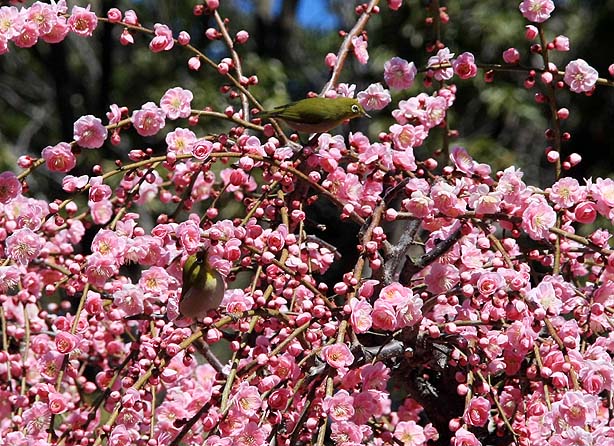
1,1,614,446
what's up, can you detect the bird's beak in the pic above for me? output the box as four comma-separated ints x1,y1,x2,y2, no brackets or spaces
364,111,371,118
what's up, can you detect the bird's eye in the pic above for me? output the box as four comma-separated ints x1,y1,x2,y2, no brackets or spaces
351,104,359,113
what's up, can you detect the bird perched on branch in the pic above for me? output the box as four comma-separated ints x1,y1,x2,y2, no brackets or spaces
179,250,225,319
259,97,370,133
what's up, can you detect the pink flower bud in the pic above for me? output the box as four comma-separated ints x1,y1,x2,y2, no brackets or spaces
525,25,538,40
546,150,559,163
120,29,134,45
333,282,348,295
205,0,220,10
556,107,569,120
448,418,461,432
424,158,438,170
553,35,570,51
178,31,190,45
563,336,576,349
444,322,457,334
568,152,581,166
17,156,33,168
325,52,337,68
573,202,596,224
236,30,249,44
384,208,397,221
503,47,520,64
217,62,229,75
205,28,219,40
540,71,553,84
124,10,139,25
426,325,440,338
188,56,201,71
107,8,122,22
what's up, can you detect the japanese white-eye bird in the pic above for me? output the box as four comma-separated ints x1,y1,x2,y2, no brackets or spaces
259,97,370,133
179,250,225,318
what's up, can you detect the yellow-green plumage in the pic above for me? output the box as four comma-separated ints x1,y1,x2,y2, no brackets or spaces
259,97,370,133
179,251,225,318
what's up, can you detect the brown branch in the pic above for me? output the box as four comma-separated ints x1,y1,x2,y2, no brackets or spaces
320,0,381,95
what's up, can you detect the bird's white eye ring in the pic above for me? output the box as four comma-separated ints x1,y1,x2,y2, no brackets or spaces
351,104,359,113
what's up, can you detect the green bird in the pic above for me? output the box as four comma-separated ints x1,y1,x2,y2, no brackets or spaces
259,97,370,133
179,250,225,319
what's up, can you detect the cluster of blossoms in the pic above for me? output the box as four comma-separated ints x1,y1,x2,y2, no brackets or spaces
0,1,97,53
0,1,613,446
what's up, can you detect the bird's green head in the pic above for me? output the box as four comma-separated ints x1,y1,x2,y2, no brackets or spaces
337,97,370,120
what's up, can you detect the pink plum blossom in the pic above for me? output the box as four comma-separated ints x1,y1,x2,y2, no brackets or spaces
233,383,262,416
67,5,98,37
358,83,391,111
323,390,355,421
553,35,570,51
160,87,193,120
74,115,108,149
453,52,478,79
330,421,363,445
0,171,22,203
384,57,417,90
396,297,423,328
150,23,174,52
132,102,166,136
551,391,600,432
27,2,56,35
574,202,597,224
427,47,454,81
519,0,555,23
394,420,426,446
322,344,354,369
425,263,460,295
348,297,373,334
379,282,412,306
451,428,480,446
55,331,79,354
113,284,145,316
22,402,51,435
372,300,397,331
522,197,557,240
564,59,598,93
91,202,112,226
476,272,505,297
234,422,266,446
0,6,24,40
352,35,369,64
549,177,583,208
390,123,427,150
463,396,491,427
166,128,197,155
42,142,76,172
5,227,45,265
